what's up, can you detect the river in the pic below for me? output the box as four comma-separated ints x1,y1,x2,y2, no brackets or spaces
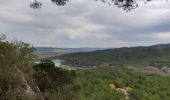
52,59,86,70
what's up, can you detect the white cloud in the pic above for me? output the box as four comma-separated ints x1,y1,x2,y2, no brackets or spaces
155,32,170,39
0,0,170,47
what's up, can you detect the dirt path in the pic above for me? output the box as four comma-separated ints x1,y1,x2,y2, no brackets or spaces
116,88,131,100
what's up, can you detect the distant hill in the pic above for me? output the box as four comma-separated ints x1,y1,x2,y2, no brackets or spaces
59,44,170,67
35,47,57,53
35,47,110,53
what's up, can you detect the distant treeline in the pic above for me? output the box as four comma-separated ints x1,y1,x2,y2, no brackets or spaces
59,44,170,67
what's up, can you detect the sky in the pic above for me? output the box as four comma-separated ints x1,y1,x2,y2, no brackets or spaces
0,0,170,47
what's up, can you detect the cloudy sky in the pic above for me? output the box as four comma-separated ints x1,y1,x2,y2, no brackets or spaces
0,0,170,47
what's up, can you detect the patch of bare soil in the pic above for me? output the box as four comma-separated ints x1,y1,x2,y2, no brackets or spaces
125,66,170,76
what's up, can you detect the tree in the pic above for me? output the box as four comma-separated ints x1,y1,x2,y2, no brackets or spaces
33,59,76,92
0,34,41,100
30,0,153,11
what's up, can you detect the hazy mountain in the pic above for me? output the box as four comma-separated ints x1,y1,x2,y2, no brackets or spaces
35,47,110,53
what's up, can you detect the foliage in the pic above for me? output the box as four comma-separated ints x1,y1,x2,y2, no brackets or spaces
0,34,40,100
30,0,152,11
33,66,170,100
30,0,42,9
71,67,170,100
1,34,170,100
33,59,76,99
60,45,170,67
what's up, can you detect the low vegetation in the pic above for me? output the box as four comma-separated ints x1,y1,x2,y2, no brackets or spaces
0,35,76,100
0,34,41,99
1,34,170,100
33,62,170,100
71,67,170,100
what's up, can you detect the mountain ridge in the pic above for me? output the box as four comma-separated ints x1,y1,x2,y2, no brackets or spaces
59,43,170,67
35,47,111,53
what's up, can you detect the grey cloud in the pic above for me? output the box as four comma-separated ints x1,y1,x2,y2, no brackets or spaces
0,0,170,47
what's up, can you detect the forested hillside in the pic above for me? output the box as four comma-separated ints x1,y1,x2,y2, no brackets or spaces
0,35,76,100
1,35,170,100
0,34,42,99
59,44,170,67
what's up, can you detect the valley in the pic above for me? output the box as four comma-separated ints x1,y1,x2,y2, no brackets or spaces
1,0,170,99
